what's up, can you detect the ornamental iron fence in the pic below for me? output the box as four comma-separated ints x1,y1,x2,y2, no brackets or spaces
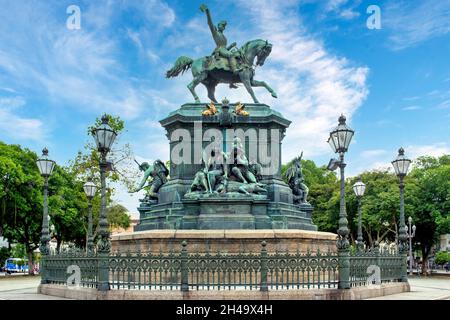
44,248,97,288
41,241,403,292
349,247,404,287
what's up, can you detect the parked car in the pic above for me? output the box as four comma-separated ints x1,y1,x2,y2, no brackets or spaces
4,258,29,274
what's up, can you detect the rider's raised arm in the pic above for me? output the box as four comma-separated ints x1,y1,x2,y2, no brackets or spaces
200,4,217,37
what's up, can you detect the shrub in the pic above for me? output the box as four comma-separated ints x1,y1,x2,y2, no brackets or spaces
434,251,450,265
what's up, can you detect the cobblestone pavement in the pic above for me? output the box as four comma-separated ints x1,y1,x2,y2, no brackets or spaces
1,275,449,300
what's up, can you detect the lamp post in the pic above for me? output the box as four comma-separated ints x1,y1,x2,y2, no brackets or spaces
91,114,117,291
36,148,56,283
83,178,97,253
352,178,366,252
327,114,354,289
407,216,416,276
391,147,411,282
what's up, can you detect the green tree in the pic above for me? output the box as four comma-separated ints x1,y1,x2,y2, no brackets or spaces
282,158,339,232
282,154,450,263
407,155,450,274
434,251,450,265
68,114,136,240
48,165,88,251
0,142,43,274
0,247,10,266
10,243,26,259
107,204,131,230
346,170,400,247
70,114,136,191
0,115,137,265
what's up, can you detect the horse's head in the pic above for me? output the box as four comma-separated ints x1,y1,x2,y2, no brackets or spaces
256,40,272,66
241,39,273,67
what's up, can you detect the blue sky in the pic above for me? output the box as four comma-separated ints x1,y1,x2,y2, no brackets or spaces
0,0,449,216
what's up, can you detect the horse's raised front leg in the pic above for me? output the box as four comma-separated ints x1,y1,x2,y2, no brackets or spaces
240,71,259,103
251,79,278,98
187,76,202,103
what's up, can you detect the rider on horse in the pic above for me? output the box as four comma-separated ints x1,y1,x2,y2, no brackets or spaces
200,4,240,77
165,6,277,103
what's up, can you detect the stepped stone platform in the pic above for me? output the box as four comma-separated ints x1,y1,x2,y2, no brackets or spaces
38,283,410,300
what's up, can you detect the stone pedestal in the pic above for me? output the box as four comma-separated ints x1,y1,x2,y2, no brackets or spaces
134,102,318,231
112,229,337,254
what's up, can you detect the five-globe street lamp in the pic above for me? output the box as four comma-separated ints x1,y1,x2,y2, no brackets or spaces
407,216,416,275
36,148,56,283
327,114,354,289
91,114,117,291
391,147,412,282
352,177,366,252
83,178,98,253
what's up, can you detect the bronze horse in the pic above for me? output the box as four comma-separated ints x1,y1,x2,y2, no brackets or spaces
166,39,278,104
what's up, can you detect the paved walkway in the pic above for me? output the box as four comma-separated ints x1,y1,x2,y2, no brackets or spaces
0,275,69,300
367,277,450,300
1,275,449,300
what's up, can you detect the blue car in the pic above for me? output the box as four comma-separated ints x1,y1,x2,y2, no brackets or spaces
4,258,29,274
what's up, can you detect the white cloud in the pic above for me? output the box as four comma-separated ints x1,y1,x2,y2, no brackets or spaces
407,143,450,159
402,96,420,101
0,1,177,121
236,0,369,161
0,95,46,141
147,50,160,63
438,100,450,109
0,96,26,109
325,0,348,12
323,0,360,20
140,0,175,27
0,87,17,94
127,29,161,64
351,143,450,177
402,105,421,111
339,8,360,20
385,1,450,50
127,29,144,50
0,109,45,142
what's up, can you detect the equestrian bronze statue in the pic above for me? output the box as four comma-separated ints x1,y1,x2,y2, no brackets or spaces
166,4,277,104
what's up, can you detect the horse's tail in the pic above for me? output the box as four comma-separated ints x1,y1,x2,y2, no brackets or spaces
166,56,193,78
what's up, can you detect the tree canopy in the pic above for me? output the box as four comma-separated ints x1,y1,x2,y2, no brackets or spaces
0,142,43,273
283,154,450,274
0,114,133,272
